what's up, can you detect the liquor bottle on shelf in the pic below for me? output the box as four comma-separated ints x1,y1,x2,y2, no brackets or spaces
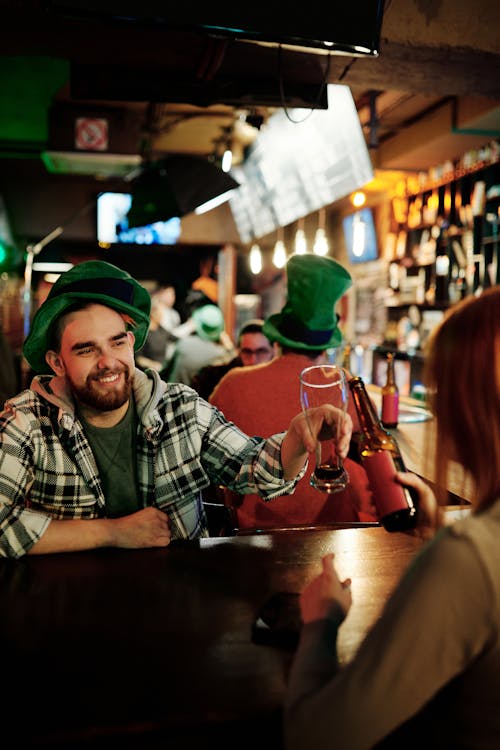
434,226,451,304
342,343,352,372
381,352,399,428
348,376,418,532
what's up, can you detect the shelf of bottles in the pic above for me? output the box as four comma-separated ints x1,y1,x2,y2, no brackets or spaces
385,140,500,310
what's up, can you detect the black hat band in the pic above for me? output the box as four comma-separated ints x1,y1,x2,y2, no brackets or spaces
278,312,333,345
52,277,134,305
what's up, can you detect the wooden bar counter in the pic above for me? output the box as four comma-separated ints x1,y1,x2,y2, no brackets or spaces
0,527,424,749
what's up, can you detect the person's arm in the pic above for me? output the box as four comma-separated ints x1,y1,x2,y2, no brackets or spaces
280,405,352,481
219,330,236,353
171,318,195,339
27,506,172,555
285,530,493,750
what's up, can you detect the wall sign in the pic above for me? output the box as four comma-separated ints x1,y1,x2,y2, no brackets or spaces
75,117,109,151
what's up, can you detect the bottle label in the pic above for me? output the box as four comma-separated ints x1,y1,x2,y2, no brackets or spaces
381,393,399,425
363,451,410,517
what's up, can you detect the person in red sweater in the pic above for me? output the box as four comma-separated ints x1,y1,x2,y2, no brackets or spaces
210,254,376,530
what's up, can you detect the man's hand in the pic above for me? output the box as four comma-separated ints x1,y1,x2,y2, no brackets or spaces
281,405,353,481
28,506,172,555
110,506,172,548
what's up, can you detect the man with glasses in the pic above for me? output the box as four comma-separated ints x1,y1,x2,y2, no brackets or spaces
192,319,276,400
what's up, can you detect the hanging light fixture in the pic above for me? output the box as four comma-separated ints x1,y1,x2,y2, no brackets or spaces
221,146,233,173
313,208,329,256
352,212,367,257
294,217,307,255
272,227,287,268
249,243,263,274
210,123,235,174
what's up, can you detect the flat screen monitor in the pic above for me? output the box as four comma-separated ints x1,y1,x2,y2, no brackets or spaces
96,192,181,245
343,208,379,263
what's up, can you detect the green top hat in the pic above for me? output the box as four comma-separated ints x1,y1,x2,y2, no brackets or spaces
192,304,225,341
263,255,352,351
23,260,151,374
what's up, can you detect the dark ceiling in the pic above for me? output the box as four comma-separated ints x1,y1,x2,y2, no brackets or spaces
0,0,499,246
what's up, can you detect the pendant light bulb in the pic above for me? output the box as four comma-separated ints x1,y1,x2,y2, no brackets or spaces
313,227,329,256
294,228,307,255
249,243,262,274
221,148,233,173
273,239,287,268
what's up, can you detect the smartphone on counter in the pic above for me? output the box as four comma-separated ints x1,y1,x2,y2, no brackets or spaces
251,591,302,651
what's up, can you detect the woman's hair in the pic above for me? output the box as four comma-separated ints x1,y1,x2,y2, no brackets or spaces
424,287,500,510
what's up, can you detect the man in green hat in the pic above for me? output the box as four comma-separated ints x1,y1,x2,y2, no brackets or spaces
168,303,236,386
210,254,376,530
0,260,352,558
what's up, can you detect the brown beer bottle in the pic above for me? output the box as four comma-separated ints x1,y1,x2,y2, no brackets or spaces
381,352,399,428
348,376,418,532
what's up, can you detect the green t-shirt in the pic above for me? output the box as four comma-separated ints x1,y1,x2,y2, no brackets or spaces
79,401,142,518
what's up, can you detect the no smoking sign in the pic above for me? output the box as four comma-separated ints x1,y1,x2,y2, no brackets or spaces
75,118,109,151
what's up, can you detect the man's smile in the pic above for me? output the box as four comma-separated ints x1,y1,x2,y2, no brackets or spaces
96,373,121,383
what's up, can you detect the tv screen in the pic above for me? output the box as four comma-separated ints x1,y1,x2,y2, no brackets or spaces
96,192,181,245
343,208,379,264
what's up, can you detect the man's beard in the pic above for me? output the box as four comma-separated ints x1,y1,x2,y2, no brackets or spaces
69,367,133,412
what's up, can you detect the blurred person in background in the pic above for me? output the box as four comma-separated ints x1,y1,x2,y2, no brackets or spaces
155,283,180,333
135,294,177,377
190,254,219,304
0,327,18,409
285,286,500,750
192,318,277,401
210,254,375,530
152,283,195,366
168,303,235,387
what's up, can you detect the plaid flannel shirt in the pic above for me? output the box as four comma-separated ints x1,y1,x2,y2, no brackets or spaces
0,368,303,558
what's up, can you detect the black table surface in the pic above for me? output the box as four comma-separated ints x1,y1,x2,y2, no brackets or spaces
0,526,424,749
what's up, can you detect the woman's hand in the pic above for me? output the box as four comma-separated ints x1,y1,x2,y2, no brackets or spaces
396,471,442,539
300,552,352,624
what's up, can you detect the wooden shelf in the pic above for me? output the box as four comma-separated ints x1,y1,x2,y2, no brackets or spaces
403,157,500,198
384,300,449,310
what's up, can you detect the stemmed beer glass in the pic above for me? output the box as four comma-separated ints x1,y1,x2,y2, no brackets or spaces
299,364,349,493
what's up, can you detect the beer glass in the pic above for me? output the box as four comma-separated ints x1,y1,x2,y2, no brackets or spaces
299,364,349,493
